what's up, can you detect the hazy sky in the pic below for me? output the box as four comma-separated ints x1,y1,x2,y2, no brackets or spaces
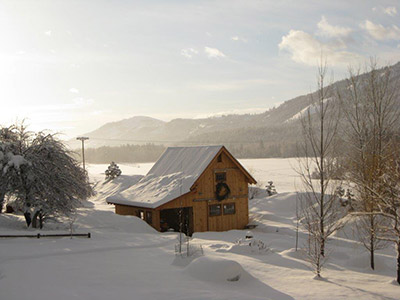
1,0,399,139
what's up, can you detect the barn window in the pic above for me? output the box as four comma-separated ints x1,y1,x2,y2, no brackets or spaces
217,154,222,162
209,204,221,216
223,203,235,215
215,172,226,182
146,211,152,224
138,210,145,220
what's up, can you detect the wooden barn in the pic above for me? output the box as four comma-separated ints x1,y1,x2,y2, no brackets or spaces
106,145,256,235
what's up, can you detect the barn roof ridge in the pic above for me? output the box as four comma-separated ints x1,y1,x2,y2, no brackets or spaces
161,145,223,149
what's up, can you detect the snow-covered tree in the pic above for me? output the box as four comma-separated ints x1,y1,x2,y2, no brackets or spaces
105,161,121,179
0,123,93,228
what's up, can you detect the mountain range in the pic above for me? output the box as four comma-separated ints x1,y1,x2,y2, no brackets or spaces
70,61,400,155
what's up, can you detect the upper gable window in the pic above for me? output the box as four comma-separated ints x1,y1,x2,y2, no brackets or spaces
217,154,222,162
215,172,226,182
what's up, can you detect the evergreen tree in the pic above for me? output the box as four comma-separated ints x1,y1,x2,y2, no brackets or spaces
105,161,122,179
266,181,277,196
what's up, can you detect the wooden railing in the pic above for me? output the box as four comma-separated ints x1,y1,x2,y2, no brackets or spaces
0,233,91,238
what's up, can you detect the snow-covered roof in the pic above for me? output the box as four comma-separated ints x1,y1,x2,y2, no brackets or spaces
107,145,223,208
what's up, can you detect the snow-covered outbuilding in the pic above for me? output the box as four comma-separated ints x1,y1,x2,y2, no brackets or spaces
106,145,256,235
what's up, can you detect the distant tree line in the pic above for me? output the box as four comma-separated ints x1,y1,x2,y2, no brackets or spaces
227,141,299,158
72,141,305,164
185,123,305,158
73,125,309,164
75,143,166,163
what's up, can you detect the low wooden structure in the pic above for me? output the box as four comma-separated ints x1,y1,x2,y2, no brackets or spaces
107,145,256,235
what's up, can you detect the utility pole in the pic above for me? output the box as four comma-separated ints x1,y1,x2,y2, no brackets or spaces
76,137,89,171
295,195,299,251
179,161,183,255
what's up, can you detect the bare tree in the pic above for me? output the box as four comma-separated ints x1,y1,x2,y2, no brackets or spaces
301,209,328,278
339,59,399,269
297,60,344,277
352,142,400,284
67,210,78,239
378,145,400,285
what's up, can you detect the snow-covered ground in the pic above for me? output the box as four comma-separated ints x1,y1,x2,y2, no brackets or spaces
0,158,398,300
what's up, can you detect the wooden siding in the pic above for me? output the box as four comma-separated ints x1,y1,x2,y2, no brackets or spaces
114,148,252,233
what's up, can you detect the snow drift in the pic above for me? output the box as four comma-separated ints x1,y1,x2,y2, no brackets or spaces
185,256,246,282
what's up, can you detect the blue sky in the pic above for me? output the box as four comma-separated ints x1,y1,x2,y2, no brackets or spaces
0,0,399,139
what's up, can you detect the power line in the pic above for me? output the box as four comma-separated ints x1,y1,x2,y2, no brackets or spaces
84,137,265,145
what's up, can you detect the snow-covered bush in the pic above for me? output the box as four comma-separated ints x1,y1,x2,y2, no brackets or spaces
105,161,121,179
248,182,263,199
175,241,203,258
235,233,270,253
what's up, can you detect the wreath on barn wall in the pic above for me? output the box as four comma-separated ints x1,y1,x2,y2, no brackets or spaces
216,182,230,201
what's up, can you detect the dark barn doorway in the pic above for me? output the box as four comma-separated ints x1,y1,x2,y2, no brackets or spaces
160,207,193,236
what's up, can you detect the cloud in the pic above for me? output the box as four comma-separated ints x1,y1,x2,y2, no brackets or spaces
279,30,360,66
204,47,226,59
383,6,397,16
69,88,79,94
90,110,104,116
362,20,400,40
373,6,397,16
44,30,52,36
317,16,352,38
72,97,94,107
180,48,198,59
231,36,247,42
191,79,279,91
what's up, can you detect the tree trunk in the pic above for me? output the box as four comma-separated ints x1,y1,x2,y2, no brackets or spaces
32,210,44,229
370,242,375,270
23,212,31,227
39,212,44,229
321,236,325,257
0,192,4,214
397,241,400,285
32,211,38,228
370,216,375,270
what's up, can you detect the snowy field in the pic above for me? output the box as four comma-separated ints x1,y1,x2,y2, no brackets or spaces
0,158,399,300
